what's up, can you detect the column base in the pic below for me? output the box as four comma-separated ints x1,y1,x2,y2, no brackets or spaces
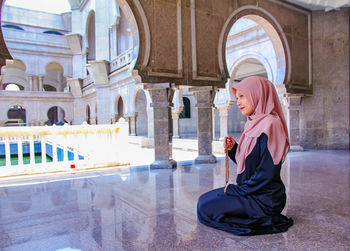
195,154,217,164
289,145,304,152
150,159,177,169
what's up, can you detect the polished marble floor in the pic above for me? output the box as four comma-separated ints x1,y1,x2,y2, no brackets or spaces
0,150,349,251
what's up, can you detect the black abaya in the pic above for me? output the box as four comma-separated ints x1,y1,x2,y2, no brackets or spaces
197,133,293,235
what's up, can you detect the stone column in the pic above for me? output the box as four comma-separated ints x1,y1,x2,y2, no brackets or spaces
212,108,216,140
172,111,181,138
284,94,304,151
90,60,110,124
28,75,34,91
218,107,229,141
190,86,217,163
145,83,176,169
147,106,154,137
129,114,137,136
38,75,44,91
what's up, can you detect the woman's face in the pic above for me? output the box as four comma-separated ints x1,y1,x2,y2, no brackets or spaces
235,90,254,116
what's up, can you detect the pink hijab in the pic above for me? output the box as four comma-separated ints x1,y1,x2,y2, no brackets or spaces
232,76,289,174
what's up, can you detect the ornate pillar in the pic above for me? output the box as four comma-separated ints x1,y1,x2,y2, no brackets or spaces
145,83,176,169
284,94,304,151
190,86,217,163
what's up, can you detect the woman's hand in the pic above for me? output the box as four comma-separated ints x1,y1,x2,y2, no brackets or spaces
224,136,235,151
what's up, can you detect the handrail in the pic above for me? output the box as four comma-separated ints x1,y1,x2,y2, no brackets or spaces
0,122,130,177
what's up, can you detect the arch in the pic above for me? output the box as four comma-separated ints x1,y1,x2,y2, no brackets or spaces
3,83,23,91
117,7,134,55
7,105,26,125
115,0,146,68
180,97,191,119
44,62,65,92
2,59,27,90
227,54,272,100
135,89,147,136
46,106,66,125
45,62,64,73
114,95,124,122
43,84,56,92
219,6,291,85
86,10,96,61
4,59,26,71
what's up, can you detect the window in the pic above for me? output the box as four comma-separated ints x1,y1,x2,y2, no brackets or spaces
43,31,63,35
2,25,24,31
180,97,191,119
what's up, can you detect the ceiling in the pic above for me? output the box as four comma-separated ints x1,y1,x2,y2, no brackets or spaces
285,0,350,11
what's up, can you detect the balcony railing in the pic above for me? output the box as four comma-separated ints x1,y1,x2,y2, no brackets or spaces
110,48,133,73
0,121,129,177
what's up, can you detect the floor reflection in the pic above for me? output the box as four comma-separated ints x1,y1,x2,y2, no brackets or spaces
0,150,349,250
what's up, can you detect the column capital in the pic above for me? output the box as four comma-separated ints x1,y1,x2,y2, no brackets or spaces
191,86,216,108
284,93,304,109
217,106,229,116
146,84,175,108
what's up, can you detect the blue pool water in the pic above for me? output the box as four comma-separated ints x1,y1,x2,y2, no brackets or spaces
0,142,84,161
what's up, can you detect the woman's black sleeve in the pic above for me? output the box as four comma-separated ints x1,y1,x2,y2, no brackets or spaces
228,142,238,163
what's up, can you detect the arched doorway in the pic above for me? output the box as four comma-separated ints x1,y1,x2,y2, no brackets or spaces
228,59,268,135
44,62,65,92
226,16,286,86
115,96,124,122
1,59,27,90
224,15,285,137
6,105,26,126
46,106,66,125
135,90,147,136
86,11,96,61
86,104,91,124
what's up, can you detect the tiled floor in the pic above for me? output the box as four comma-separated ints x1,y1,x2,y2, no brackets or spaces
0,150,349,251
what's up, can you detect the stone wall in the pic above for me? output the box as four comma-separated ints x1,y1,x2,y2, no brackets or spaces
301,9,349,149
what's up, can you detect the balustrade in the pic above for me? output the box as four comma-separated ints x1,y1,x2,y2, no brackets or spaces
109,48,133,73
0,121,129,177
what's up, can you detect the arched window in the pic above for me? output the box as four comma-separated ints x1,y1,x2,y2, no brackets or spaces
180,97,191,119
43,31,63,36
2,25,24,31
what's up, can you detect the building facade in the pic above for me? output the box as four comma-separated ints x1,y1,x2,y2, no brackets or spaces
0,0,349,154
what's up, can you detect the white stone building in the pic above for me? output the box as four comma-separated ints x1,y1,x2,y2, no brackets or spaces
0,1,349,152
